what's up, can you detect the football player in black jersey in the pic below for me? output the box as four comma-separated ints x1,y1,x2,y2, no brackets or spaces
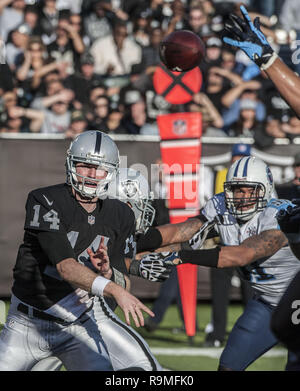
33,164,205,371
0,131,154,371
271,201,300,358
31,167,165,371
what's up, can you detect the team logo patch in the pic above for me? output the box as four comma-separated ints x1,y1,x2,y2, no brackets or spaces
172,119,187,135
246,225,257,237
88,215,95,225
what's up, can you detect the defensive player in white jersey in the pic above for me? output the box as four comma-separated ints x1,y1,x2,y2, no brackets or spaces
140,156,300,370
221,4,300,363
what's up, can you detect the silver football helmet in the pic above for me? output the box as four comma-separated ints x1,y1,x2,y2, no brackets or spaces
224,156,274,222
107,168,156,233
66,130,119,198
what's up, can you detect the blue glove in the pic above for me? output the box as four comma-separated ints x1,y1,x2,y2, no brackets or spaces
223,5,277,69
276,199,300,235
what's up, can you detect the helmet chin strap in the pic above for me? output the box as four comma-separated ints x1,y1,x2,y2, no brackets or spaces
82,185,97,197
233,200,258,222
71,171,112,199
72,188,98,205
234,195,267,223
236,211,257,224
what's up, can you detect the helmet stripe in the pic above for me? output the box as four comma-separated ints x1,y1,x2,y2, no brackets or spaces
94,131,102,154
233,157,243,177
242,156,251,177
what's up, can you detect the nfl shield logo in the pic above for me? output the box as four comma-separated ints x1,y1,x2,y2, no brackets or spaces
173,119,187,135
88,215,95,225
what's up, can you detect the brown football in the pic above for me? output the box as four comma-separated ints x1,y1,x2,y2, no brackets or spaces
159,30,205,72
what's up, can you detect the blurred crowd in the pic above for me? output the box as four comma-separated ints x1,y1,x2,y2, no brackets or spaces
0,0,300,146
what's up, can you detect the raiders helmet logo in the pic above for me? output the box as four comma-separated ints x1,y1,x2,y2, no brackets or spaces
122,180,139,199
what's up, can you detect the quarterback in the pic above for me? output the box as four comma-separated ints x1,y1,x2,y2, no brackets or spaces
31,167,164,371
0,131,154,371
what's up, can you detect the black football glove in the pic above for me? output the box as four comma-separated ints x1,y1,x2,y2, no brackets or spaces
276,199,300,243
129,252,180,282
223,5,277,70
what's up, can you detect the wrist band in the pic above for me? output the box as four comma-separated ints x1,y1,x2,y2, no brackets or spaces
178,246,221,268
136,228,162,252
260,52,278,71
91,275,111,297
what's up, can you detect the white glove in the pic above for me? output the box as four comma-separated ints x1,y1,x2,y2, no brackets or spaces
130,252,179,282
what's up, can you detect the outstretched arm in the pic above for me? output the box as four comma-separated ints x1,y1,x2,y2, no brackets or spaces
217,229,288,268
135,216,212,258
151,229,288,269
223,5,300,117
156,217,204,246
264,59,300,117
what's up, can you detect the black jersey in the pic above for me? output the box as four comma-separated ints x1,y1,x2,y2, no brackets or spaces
12,183,136,314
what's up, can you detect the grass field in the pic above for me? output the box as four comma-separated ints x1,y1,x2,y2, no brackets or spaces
114,301,287,371
0,300,288,371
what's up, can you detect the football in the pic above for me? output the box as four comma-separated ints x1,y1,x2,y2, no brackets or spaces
159,30,205,72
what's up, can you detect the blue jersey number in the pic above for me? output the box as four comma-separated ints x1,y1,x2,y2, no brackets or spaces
240,262,275,283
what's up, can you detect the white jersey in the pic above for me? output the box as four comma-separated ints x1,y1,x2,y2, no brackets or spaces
201,193,300,306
